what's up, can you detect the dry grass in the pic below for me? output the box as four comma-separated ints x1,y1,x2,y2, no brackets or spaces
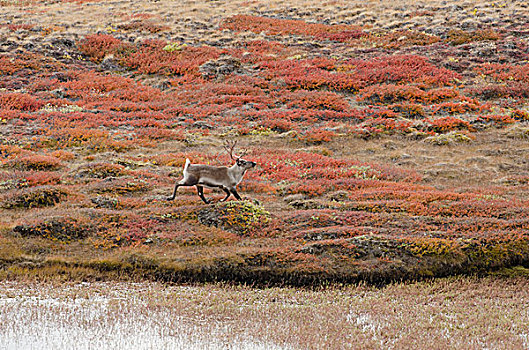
1,276,528,349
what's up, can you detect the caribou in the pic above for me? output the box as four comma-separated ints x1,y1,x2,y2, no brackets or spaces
167,140,256,204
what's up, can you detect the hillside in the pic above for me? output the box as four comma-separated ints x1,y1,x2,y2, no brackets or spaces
0,0,528,285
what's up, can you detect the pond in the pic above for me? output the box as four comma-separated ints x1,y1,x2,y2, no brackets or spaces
0,277,528,349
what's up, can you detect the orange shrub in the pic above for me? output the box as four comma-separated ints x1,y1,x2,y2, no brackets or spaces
5,155,62,171
50,150,75,161
389,103,426,119
429,116,472,133
431,101,481,115
300,128,337,144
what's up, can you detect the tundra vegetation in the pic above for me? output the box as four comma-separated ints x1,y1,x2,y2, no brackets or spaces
0,0,528,288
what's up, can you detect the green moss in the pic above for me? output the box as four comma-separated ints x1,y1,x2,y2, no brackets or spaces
406,238,461,258
197,201,270,235
424,132,472,145
221,201,270,234
490,266,529,277
163,42,187,52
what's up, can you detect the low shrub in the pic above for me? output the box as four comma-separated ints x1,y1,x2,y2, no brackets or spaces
76,162,129,179
78,34,132,62
4,155,62,171
22,171,62,187
429,117,472,133
424,131,473,145
474,114,515,127
13,216,93,241
389,103,427,119
197,201,270,235
0,92,44,111
1,186,68,209
299,128,337,144
89,178,151,194
446,29,500,45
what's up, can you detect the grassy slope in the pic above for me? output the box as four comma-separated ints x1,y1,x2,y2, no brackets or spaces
0,0,528,285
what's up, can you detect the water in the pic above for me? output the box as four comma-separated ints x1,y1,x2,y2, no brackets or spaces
0,282,289,350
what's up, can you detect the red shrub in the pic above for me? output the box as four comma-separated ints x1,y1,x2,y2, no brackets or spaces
358,84,426,104
2,23,34,31
78,34,132,61
22,171,62,187
62,71,136,97
259,55,459,94
475,63,529,83
0,92,43,111
321,30,366,42
121,40,224,76
300,128,337,144
348,55,460,87
469,82,529,100
281,90,349,111
261,118,297,133
0,56,22,74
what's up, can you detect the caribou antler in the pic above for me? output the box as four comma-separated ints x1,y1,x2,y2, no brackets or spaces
223,140,248,161
223,140,238,161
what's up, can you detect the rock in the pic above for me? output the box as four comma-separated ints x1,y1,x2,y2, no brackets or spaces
192,121,214,129
100,55,122,71
283,193,306,203
289,199,328,210
327,191,350,202
199,55,241,78
51,88,65,98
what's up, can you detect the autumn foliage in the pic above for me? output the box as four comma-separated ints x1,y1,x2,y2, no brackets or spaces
1,9,529,285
